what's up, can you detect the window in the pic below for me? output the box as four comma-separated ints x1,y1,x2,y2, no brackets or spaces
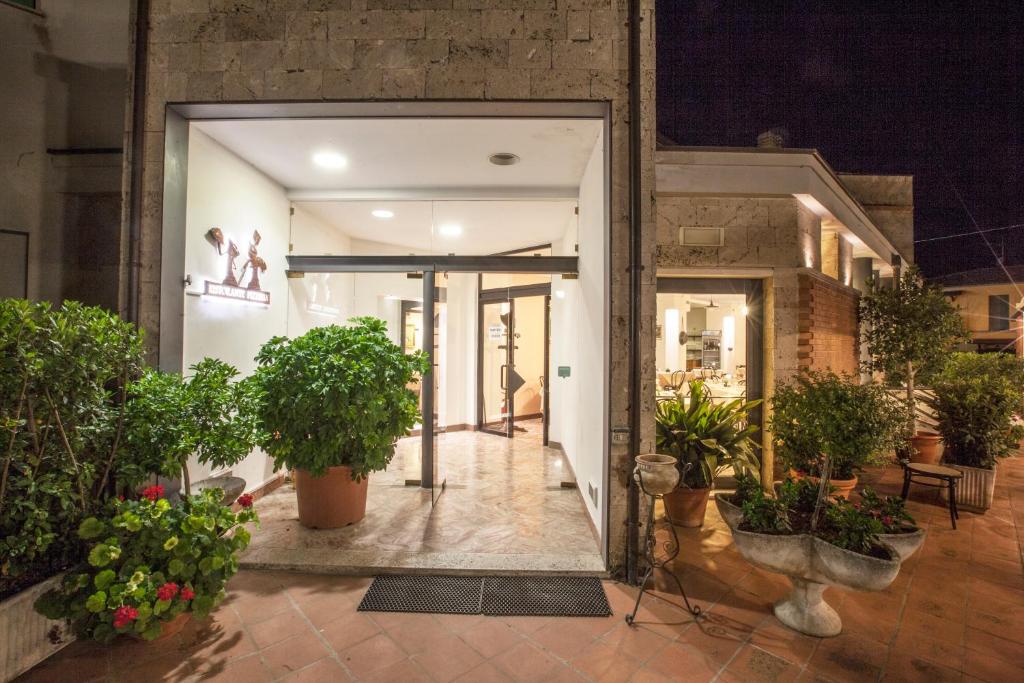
3,0,38,10
989,294,1010,331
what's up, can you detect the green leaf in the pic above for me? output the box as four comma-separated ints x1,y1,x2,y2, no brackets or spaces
94,570,116,590
85,591,107,613
78,518,105,540
168,558,184,577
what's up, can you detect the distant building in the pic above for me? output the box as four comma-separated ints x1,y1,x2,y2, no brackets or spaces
934,265,1024,356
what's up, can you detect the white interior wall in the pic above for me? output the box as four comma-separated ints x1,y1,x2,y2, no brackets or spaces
287,205,354,336
442,273,478,429
182,128,287,492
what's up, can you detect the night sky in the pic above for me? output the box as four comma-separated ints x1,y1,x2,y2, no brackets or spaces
656,1,1024,278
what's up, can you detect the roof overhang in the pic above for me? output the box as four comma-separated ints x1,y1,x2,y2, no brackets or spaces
655,147,904,267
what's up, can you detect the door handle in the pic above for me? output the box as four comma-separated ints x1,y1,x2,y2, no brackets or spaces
500,364,508,390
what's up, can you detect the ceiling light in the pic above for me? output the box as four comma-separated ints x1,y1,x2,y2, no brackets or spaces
372,209,394,219
439,223,462,238
489,152,520,166
312,150,348,170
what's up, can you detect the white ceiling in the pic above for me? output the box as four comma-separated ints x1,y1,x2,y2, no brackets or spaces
191,118,603,195
296,200,577,255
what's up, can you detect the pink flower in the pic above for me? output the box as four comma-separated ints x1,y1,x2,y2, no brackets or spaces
179,586,195,601
112,605,139,629
156,582,179,601
141,485,164,501
237,493,254,509
882,515,894,527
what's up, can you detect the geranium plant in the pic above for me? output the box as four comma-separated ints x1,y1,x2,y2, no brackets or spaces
253,317,430,479
34,487,257,642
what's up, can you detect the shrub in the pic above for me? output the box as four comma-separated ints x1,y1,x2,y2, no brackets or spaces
926,352,1024,469
822,499,888,558
856,488,915,533
655,380,761,489
34,487,257,642
253,317,430,479
1,300,143,593
739,486,792,534
730,471,762,506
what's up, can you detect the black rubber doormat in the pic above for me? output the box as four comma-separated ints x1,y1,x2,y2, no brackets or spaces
357,575,611,617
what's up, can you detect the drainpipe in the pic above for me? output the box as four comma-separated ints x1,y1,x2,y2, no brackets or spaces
126,0,150,326
625,0,642,586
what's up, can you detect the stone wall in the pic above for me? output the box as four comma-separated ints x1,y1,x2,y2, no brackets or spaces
797,271,860,376
127,0,657,574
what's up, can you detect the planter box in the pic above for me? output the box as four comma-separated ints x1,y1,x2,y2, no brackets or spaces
0,574,73,682
941,463,997,512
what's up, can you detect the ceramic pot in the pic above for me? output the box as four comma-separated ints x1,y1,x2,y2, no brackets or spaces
910,432,943,465
828,476,857,500
941,463,996,512
663,487,711,527
634,454,680,496
294,466,368,529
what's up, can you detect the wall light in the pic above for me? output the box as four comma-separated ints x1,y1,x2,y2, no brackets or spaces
742,305,749,316
312,150,348,170
439,223,463,238
372,209,394,219
555,290,565,299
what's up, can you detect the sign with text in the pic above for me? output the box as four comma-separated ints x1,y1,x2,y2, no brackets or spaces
203,227,270,305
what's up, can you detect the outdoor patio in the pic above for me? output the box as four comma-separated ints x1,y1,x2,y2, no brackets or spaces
17,457,1023,683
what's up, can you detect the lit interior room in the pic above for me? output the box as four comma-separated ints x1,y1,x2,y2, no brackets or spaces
176,116,609,573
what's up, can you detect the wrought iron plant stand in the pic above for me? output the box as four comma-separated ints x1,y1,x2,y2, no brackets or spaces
625,455,702,625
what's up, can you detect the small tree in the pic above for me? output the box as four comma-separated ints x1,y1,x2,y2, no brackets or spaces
860,265,967,439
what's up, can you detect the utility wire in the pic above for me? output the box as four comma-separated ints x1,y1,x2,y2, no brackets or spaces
914,221,1024,243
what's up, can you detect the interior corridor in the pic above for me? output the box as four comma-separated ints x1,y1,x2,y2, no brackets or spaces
241,420,605,575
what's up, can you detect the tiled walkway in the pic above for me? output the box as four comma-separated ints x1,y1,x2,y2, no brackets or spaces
19,457,1024,682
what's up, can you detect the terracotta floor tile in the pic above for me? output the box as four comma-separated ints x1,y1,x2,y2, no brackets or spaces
411,633,485,682
529,620,600,660
881,651,961,683
259,631,332,679
454,662,515,683
278,657,353,682
317,612,382,652
748,620,820,667
897,607,965,647
570,639,645,683
676,620,745,667
835,598,901,644
229,589,294,624
382,614,450,656
459,619,524,659
719,644,802,683
643,640,720,682
247,606,316,649
433,612,488,634
627,668,677,682
963,627,1024,662
284,575,371,607
492,640,571,683
807,632,887,682
15,641,108,683
702,589,770,631
962,647,1024,683
599,623,673,662
181,615,258,665
965,606,1024,640
338,632,407,679
892,630,964,671
109,651,196,682
193,652,273,683
361,657,432,683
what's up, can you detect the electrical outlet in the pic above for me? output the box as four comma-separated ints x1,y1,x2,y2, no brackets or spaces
611,427,630,444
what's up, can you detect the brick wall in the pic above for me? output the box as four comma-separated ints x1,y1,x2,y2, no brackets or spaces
797,271,860,376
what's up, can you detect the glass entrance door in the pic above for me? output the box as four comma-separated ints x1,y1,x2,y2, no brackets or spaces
480,299,515,437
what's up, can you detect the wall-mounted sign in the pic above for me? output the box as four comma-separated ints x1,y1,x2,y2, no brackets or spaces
488,324,505,340
203,228,270,305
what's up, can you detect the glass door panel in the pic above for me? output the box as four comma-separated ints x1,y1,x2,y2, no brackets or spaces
480,299,513,437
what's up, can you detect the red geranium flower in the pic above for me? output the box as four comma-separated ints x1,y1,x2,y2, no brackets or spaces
112,605,139,629
882,515,894,527
180,586,195,601
237,493,254,509
141,485,164,501
156,582,179,601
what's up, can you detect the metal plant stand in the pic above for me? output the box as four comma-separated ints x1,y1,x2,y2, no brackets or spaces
625,468,703,625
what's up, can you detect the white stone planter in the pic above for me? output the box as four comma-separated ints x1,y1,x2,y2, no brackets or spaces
941,463,996,512
0,573,73,682
877,527,926,562
714,493,743,530
730,529,902,637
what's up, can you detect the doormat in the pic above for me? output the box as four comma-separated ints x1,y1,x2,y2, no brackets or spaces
357,575,611,617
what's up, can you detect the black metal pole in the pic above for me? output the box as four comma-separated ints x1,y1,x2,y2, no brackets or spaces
127,0,149,327
625,0,643,586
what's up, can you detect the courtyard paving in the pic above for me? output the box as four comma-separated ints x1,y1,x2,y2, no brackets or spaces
18,457,1024,682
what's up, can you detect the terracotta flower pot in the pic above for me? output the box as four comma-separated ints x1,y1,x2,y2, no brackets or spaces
663,487,711,527
294,466,368,529
151,613,190,642
828,476,857,500
909,432,943,465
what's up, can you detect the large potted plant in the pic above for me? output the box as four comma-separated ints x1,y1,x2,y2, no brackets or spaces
723,371,915,637
655,380,761,527
253,318,429,529
35,486,257,642
860,266,967,464
925,352,1024,511
772,372,903,498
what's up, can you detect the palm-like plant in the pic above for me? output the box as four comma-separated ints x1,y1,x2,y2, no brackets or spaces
655,380,762,489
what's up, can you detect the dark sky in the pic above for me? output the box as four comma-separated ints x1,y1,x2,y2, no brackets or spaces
656,1,1024,278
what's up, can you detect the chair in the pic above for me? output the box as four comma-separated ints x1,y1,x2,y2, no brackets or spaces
900,462,963,529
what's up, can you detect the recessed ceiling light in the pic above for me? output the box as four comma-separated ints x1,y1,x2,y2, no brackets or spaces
489,152,520,166
372,209,394,219
312,150,348,170
438,223,463,238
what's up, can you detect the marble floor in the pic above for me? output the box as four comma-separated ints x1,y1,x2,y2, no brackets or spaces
241,420,606,575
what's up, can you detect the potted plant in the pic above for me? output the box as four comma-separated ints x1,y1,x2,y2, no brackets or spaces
771,372,905,498
655,380,761,527
122,358,264,497
925,352,1024,511
860,266,967,464
253,318,429,528
723,371,916,637
35,486,258,642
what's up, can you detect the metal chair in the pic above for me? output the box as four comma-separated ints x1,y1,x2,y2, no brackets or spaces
900,461,963,529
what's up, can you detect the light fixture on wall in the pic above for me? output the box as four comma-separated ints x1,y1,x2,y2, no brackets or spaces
372,209,394,219
489,152,520,166
742,304,749,316
439,223,463,238
312,150,348,170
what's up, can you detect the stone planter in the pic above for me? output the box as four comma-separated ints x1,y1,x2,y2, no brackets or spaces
730,528,902,637
877,527,926,562
941,463,997,512
0,574,73,681
714,493,743,530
